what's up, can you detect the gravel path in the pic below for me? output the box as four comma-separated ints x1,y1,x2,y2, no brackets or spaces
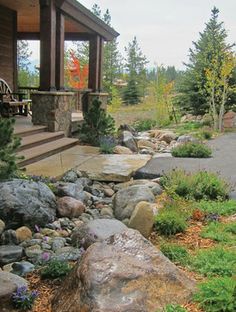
135,133,236,192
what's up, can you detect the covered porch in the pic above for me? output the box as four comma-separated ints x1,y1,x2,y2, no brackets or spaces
0,0,119,135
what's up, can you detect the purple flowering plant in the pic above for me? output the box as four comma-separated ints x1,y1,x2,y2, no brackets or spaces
12,286,38,310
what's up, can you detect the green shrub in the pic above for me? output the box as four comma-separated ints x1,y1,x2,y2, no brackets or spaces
78,99,115,145
192,247,236,277
132,119,157,131
201,130,212,140
160,170,229,201
160,243,190,266
201,222,236,245
197,200,236,216
157,304,187,312
0,118,21,180
99,135,117,154
155,210,187,236
171,142,212,158
40,259,71,279
194,277,236,312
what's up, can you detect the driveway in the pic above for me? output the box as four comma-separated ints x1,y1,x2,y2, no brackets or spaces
135,133,236,191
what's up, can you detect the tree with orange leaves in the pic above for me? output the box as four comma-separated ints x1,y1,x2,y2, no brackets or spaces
65,50,89,89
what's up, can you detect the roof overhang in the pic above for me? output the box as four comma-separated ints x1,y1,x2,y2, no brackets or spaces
0,0,119,41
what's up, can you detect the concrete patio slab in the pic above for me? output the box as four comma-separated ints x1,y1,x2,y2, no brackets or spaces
76,154,151,182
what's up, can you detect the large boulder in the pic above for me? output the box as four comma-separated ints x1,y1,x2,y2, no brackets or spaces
71,219,127,249
121,131,138,152
52,229,196,312
0,179,56,228
0,271,28,312
128,201,155,238
113,185,155,220
0,246,23,265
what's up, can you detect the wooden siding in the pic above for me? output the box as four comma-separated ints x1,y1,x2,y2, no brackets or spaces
0,5,16,90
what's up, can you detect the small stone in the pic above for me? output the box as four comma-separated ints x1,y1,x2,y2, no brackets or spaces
121,131,138,152
11,261,35,276
62,170,78,183
113,145,133,154
73,220,84,228
54,247,82,261
51,238,66,252
128,201,155,238
25,245,43,260
100,207,114,217
138,139,157,150
2,263,13,273
57,197,86,219
15,226,32,243
33,233,44,239
1,229,18,245
41,228,60,237
41,243,51,250
58,230,70,238
103,188,115,197
0,219,5,235
0,246,23,265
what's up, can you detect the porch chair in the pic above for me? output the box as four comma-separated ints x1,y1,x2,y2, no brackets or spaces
0,78,32,117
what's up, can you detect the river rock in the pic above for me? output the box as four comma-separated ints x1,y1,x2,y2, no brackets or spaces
52,229,195,312
113,185,155,220
56,182,89,203
57,197,85,218
11,261,35,277
121,131,138,152
128,201,155,238
1,230,18,245
138,139,157,150
0,219,5,235
0,179,56,228
113,145,133,154
0,246,23,265
71,219,127,249
15,226,32,243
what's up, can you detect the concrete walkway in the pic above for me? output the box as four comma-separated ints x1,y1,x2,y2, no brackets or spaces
135,133,236,190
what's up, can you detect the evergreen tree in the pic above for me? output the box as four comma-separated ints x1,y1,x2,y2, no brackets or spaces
123,37,148,104
0,118,21,180
17,40,36,87
176,7,235,115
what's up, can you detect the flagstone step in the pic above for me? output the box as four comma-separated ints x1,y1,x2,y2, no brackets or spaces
18,131,65,151
14,125,48,137
17,137,79,167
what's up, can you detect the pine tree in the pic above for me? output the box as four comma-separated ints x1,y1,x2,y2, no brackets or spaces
176,7,235,115
0,118,21,180
123,37,148,104
78,99,115,145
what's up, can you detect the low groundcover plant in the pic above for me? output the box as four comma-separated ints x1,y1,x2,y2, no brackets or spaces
12,286,38,311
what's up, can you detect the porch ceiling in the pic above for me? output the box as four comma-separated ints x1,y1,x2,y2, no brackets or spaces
0,0,119,40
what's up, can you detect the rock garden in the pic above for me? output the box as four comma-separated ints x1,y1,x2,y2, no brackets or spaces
0,115,235,312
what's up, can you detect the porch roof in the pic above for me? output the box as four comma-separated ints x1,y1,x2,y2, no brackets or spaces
0,0,119,41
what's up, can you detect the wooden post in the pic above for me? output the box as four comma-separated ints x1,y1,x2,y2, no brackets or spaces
39,0,56,91
88,35,104,92
98,37,104,91
56,11,65,90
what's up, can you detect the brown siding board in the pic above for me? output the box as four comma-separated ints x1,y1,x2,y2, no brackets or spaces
0,5,15,90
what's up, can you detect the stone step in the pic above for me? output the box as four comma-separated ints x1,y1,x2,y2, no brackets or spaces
14,125,47,138
17,138,79,167
18,131,65,151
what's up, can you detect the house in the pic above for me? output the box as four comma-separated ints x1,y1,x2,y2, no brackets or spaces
0,0,119,135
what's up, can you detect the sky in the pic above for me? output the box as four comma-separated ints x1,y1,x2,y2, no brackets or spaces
29,0,236,70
